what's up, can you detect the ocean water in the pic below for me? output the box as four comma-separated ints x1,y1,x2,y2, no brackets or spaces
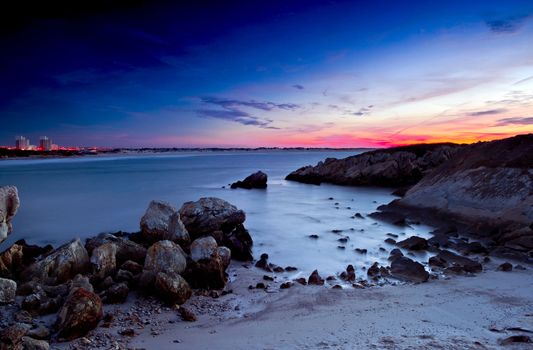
0,151,434,279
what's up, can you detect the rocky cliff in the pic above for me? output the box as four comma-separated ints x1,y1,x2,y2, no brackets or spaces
286,143,461,187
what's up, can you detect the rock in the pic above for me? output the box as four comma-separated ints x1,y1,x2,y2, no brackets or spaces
21,337,49,350
179,306,197,322
0,241,52,279
308,234,319,239
184,255,227,290
355,248,367,254
26,325,50,340
280,282,293,289
294,277,307,285
428,250,482,273
90,243,117,281
140,200,190,245
179,197,246,239
224,224,253,261
285,266,298,271
21,239,90,285
0,277,16,303
0,323,31,349
190,236,218,262
390,257,429,283
85,233,147,265
155,272,192,305
308,270,324,285
140,240,187,288
286,144,459,187
367,262,386,280
231,171,268,189
217,247,231,269
388,248,404,262
0,186,20,245
396,236,428,250
115,269,134,284
499,335,531,345
498,262,513,272
21,289,62,316
119,260,143,275
384,238,396,244
103,282,129,304
55,287,103,341
255,253,271,272
340,265,356,282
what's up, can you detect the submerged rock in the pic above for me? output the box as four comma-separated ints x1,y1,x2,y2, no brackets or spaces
390,257,429,283
55,287,103,341
140,200,190,245
0,185,20,245
21,239,90,285
428,250,482,273
231,171,268,189
308,270,324,285
396,236,429,251
340,265,356,282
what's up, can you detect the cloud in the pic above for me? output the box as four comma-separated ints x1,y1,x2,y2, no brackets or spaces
495,117,533,126
351,105,374,116
485,15,530,34
468,108,507,116
197,109,279,129
513,76,533,85
201,96,300,111
292,84,304,90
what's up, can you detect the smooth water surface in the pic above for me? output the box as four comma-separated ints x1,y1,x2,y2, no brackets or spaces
0,151,434,278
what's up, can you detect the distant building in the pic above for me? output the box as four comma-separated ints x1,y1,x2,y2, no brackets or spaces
39,136,52,151
15,136,30,150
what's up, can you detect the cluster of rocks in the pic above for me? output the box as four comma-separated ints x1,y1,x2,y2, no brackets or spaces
0,193,253,347
230,171,268,189
0,186,19,245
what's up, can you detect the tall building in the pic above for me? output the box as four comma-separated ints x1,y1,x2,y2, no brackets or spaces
15,136,29,150
39,136,52,151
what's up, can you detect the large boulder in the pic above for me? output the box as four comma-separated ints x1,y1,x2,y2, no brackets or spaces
231,171,268,189
54,287,103,341
85,233,147,265
154,272,192,305
139,240,187,288
390,257,429,283
20,239,90,285
0,277,16,304
179,197,246,239
140,200,190,245
90,243,116,281
184,236,227,289
428,250,482,273
0,186,20,245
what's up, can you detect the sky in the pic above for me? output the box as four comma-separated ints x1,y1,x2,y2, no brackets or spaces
0,0,532,148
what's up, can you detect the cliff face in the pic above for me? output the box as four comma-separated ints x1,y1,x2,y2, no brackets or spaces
286,143,461,187
396,134,533,228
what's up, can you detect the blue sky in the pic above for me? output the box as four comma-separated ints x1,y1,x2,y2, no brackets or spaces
1,0,532,147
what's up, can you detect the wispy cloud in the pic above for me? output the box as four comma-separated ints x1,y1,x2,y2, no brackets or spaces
513,75,533,85
495,116,533,126
468,108,507,116
201,96,300,111
485,15,530,34
197,109,279,129
292,84,304,90
351,105,374,116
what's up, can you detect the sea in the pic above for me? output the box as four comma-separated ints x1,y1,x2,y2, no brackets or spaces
0,151,434,279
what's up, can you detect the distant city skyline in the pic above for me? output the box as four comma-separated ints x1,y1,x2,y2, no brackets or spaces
1,1,532,148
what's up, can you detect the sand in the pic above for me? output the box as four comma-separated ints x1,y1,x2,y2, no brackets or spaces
103,260,533,350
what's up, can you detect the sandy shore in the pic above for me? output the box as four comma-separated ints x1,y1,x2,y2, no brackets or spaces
56,258,533,350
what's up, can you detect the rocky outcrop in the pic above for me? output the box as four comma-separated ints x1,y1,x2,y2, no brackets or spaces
231,171,268,189
140,200,190,245
54,287,103,341
0,186,20,245
286,144,460,186
390,257,429,283
20,239,90,285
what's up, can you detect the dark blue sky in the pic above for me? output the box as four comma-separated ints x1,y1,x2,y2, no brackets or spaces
1,0,532,147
